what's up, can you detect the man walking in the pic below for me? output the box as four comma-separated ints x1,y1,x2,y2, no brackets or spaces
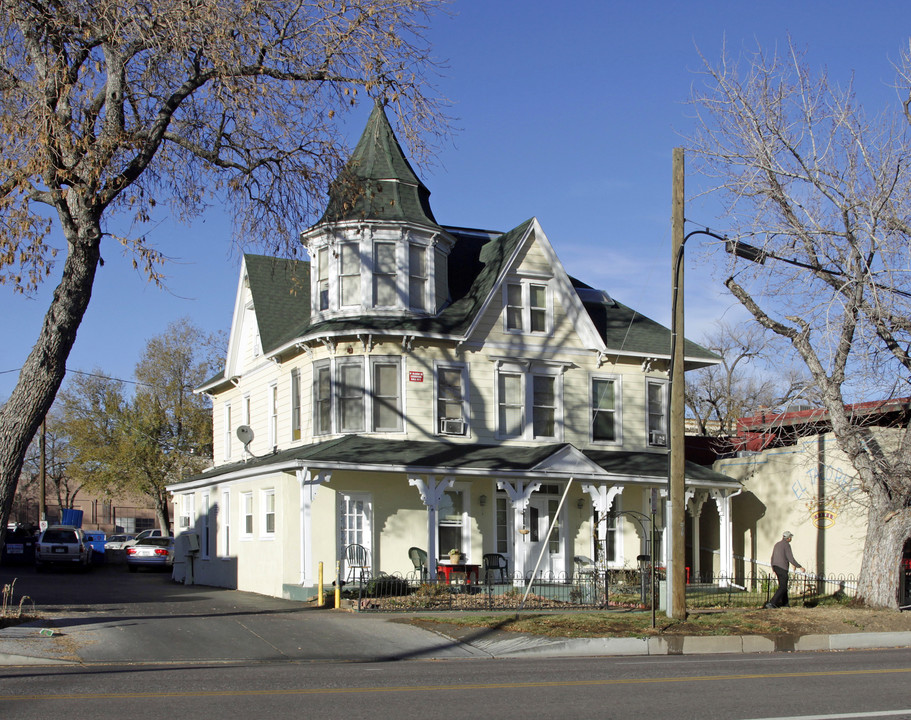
765,531,805,608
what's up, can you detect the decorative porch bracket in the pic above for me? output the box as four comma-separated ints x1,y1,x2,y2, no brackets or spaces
710,487,743,586
496,479,542,581
580,483,624,561
408,474,455,580
296,468,332,587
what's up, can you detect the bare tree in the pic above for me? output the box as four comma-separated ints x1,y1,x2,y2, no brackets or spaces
0,1,447,544
688,37,911,607
685,320,816,436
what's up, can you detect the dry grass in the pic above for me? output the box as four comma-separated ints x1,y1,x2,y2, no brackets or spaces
408,605,911,640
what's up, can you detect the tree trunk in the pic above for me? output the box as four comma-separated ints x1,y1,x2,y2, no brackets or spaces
0,226,101,546
857,496,911,608
154,487,172,537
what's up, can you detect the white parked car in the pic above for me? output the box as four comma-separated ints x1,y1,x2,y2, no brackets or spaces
123,529,165,547
103,534,135,550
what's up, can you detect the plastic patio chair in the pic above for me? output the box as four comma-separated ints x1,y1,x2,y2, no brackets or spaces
344,543,371,583
408,547,429,580
482,553,509,583
574,555,597,579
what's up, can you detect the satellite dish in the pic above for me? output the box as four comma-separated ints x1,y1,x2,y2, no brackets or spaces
236,425,255,446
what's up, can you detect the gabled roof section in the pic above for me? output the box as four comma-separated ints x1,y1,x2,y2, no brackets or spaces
244,254,311,354
573,276,719,367
318,101,440,230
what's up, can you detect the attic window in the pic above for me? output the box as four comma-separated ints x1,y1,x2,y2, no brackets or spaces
505,281,551,335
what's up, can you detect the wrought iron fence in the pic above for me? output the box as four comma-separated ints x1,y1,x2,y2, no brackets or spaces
346,568,857,613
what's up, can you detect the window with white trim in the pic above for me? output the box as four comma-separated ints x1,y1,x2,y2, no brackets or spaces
179,493,194,532
591,376,621,444
315,362,331,436
338,359,365,432
268,383,278,448
223,404,232,461
646,379,668,447
371,358,402,431
436,364,468,436
312,356,402,435
495,496,509,555
221,489,230,557
409,243,427,311
373,241,397,307
437,487,468,559
340,241,361,307
504,281,551,335
201,492,211,559
291,369,301,441
495,363,562,440
317,247,330,310
261,489,275,536
241,492,253,538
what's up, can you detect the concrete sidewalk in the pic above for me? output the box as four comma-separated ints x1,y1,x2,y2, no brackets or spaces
2,613,910,666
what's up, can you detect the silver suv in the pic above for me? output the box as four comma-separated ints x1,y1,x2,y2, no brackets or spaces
35,525,93,570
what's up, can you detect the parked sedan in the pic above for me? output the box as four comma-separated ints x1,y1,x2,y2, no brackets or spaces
125,537,174,572
104,534,135,550
35,525,93,571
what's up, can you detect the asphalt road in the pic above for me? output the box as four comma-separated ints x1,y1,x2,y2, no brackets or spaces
3,563,911,719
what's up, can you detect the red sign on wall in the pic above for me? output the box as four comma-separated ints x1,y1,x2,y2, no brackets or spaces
409,371,424,382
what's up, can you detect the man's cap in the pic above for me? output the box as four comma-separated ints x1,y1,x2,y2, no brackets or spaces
782,531,793,539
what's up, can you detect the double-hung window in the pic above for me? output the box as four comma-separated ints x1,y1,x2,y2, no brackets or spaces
340,242,361,307
371,358,402,431
313,357,402,435
591,376,621,444
409,243,427,311
373,241,397,307
223,403,232,461
437,364,468,436
504,280,551,335
496,362,562,440
241,492,254,538
317,247,330,311
268,383,278,448
291,369,301,441
646,379,667,447
262,489,275,537
338,360,365,432
437,488,467,559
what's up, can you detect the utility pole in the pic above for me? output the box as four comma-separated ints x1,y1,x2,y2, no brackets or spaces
668,147,687,619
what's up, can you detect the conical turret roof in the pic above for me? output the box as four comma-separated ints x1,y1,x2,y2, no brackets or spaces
318,101,440,229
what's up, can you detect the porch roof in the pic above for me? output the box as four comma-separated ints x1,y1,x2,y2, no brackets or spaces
171,436,739,490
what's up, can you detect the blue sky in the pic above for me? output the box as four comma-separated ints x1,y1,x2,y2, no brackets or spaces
3,1,911,400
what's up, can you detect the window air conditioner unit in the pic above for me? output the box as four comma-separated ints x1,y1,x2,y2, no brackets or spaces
649,431,667,446
440,418,466,435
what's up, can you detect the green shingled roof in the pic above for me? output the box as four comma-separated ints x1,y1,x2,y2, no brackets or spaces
318,101,440,230
244,254,311,353
178,436,738,487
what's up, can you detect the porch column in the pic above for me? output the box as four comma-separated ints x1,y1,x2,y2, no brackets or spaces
686,490,707,583
497,479,541,582
710,488,741,585
408,474,455,580
296,468,332,587
580,483,624,561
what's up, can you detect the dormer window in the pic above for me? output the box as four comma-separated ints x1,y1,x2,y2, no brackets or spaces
505,280,551,335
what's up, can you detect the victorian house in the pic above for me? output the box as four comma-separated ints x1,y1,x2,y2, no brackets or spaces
167,103,740,599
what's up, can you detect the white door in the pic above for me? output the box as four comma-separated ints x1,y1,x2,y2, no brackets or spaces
338,492,372,579
526,495,564,578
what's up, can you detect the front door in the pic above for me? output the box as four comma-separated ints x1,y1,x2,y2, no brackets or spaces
526,494,564,578
338,492,372,579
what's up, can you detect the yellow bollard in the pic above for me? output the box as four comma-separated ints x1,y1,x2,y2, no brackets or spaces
317,561,324,607
335,560,341,609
